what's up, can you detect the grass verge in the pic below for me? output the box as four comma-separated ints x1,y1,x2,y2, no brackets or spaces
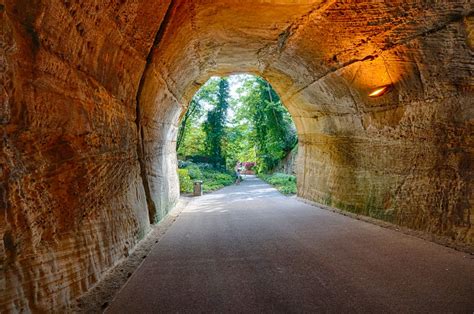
259,172,297,195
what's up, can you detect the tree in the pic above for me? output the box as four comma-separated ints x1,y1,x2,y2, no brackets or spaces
176,99,199,151
176,78,220,157
224,122,256,169
177,124,206,158
176,74,297,172
203,78,230,167
235,76,297,172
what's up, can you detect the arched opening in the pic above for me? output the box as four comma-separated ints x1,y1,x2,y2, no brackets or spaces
136,66,311,225
175,74,298,195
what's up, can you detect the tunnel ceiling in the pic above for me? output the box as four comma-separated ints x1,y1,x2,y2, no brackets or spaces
2,0,473,312
149,1,471,99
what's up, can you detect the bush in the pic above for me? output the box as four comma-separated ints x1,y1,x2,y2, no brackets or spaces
177,169,193,193
187,164,203,180
201,168,234,192
259,172,297,195
177,161,234,193
178,160,192,169
277,184,297,195
203,182,225,192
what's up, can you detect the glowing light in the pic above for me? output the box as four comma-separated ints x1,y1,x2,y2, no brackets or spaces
368,85,392,97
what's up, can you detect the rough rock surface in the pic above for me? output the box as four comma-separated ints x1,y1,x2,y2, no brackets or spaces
1,0,473,312
274,147,299,175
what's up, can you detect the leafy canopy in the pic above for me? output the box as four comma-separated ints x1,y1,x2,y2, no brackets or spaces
177,74,297,173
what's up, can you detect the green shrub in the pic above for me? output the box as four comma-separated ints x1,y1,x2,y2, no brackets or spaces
201,169,234,191
259,172,297,195
178,169,193,193
186,164,203,180
277,183,297,195
203,182,225,192
177,162,234,193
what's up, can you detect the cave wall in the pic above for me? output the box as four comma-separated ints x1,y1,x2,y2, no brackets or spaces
1,0,473,312
1,0,170,311
279,3,474,241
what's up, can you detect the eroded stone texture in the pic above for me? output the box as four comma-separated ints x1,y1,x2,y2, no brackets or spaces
1,0,473,312
1,0,169,311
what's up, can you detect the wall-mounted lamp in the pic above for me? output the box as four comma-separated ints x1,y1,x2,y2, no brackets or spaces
368,84,393,97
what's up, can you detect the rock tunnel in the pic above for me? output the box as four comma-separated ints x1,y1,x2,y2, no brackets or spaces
1,0,473,311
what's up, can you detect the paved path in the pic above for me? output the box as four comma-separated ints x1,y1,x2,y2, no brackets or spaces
107,176,473,313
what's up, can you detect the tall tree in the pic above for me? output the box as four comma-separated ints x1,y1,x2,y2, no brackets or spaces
203,78,230,167
177,75,296,172
236,77,297,172
177,78,220,157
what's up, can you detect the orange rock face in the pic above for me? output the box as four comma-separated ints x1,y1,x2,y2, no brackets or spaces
1,0,473,311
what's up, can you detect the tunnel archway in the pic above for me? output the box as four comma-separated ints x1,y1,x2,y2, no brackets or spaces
136,15,471,240
2,1,472,311
137,69,310,225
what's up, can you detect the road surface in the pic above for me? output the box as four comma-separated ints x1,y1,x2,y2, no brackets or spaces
107,176,473,313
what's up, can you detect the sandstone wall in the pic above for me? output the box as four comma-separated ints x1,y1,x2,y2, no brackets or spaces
273,147,299,176
283,4,473,242
1,0,170,311
1,0,473,312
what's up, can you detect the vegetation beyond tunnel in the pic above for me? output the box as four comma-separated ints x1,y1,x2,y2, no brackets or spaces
176,75,298,194
2,1,472,311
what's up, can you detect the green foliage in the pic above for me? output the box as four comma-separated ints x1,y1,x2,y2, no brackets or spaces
201,168,234,192
177,74,297,175
233,77,297,173
178,162,234,194
186,164,203,180
223,122,256,170
203,78,230,167
176,99,199,151
259,173,297,195
177,169,193,193
177,78,220,157
177,125,206,158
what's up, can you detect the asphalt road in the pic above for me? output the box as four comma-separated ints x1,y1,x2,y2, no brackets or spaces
106,176,474,313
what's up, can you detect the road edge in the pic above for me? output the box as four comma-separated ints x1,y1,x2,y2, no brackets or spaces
296,197,474,255
68,196,193,313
